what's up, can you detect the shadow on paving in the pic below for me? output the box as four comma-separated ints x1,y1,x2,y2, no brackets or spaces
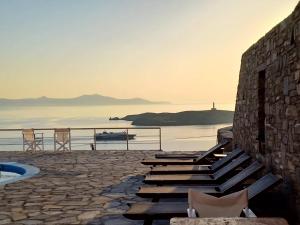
87,175,169,225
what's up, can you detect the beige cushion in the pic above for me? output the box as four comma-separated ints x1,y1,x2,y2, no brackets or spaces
188,189,248,218
54,128,70,142
22,129,35,141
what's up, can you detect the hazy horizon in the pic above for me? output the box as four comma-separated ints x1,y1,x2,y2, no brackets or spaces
0,0,298,104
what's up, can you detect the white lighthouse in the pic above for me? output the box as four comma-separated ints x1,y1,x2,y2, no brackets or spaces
211,102,217,110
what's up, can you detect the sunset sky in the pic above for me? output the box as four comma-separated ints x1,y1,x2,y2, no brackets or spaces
0,0,298,104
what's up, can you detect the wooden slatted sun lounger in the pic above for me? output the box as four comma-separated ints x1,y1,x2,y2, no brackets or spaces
150,148,243,174
144,153,251,185
142,140,230,165
155,140,230,159
124,173,282,224
138,161,263,198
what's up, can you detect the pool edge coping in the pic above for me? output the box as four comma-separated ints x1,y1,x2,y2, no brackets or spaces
0,162,40,185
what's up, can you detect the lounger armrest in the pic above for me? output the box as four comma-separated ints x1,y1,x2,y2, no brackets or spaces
243,207,257,218
187,208,197,218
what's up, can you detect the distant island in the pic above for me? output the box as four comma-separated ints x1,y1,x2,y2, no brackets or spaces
116,109,234,126
0,94,169,106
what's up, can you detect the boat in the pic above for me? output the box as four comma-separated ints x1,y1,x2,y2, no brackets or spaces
95,131,136,141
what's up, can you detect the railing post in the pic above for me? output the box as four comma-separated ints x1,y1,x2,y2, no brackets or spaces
69,128,71,151
126,129,129,150
94,128,97,150
159,128,162,151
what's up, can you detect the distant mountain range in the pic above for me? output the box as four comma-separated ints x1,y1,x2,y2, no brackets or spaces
0,94,169,106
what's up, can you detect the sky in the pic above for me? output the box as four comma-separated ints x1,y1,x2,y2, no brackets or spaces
0,0,299,104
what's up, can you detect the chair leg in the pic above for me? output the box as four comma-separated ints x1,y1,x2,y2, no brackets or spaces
37,139,44,151
25,142,35,151
69,133,71,151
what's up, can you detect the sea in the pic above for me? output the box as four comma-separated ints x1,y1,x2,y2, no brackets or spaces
0,103,234,152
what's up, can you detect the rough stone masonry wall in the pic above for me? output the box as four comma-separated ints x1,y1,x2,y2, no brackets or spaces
233,2,300,223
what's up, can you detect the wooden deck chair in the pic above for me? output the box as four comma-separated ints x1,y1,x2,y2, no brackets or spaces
123,173,282,224
155,140,230,159
54,128,71,151
150,148,244,174
144,153,251,185
137,161,263,198
22,129,44,151
142,140,229,166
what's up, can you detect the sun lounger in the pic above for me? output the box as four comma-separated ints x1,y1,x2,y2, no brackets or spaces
124,173,282,224
155,140,230,159
138,161,263,198
150,148,243,174
144,153,251,184
142,141,230,166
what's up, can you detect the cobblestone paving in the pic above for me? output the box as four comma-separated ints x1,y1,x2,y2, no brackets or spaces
0,150,172,225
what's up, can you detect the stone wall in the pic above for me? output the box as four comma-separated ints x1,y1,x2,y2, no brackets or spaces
217,126,233,143
233,2,300,223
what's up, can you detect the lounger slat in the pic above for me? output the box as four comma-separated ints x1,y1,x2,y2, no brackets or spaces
150,148,244,175
155,140,229,159
210,148,243,171
142,158,194,165
137,185,219,198
124,202,188,220
144,174,213,184
248,173,282,200
150,165,211,174
143,140,230,165
155,153,202,159
213,153,251,180
193,140,230,163
218,161,264,193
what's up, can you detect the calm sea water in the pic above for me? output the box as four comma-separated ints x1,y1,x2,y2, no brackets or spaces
0,104,234,152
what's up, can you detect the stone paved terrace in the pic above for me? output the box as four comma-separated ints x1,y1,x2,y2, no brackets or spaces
0,150,171,225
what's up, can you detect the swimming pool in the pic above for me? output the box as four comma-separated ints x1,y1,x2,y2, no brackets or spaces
0,162,40,185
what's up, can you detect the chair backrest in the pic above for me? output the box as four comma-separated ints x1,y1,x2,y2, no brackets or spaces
188,189,248,217
217,161,263,193
54,128,70,143
247,173,282,200
210,148,244,171
194,140,229,163
212,153,251,180
22,129,35,141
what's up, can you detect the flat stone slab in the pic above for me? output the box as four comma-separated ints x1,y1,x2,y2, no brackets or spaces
0,150,164,225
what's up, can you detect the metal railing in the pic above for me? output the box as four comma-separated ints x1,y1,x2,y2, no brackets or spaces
0,127,162,151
